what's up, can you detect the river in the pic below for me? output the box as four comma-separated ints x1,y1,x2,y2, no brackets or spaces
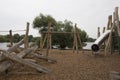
0,42,93,50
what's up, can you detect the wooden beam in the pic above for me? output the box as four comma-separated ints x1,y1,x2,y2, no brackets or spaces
97,27,100,38
30,53,57,63
0,48,33,73
0,39,25,62
24,22,29,49
2,51,50,73
103,27,106,33
9,30,13,47
105,13,115,56
46,22,51,56
41,32,81,34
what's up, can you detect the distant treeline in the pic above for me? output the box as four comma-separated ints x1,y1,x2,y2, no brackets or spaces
0,34,39,43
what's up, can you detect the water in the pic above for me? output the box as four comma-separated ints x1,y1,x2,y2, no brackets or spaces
0,42,94,50
0,42,9,50
83,42,94,50
0,42,24,50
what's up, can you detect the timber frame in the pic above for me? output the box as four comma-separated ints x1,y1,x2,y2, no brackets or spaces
40,23,83,55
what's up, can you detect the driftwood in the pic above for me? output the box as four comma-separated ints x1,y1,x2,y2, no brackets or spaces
2,51,50,73
110,71,120,80
0,39,24,62
7,39,24,52
0,48,33,73
30,53,57,63
24,58,36,63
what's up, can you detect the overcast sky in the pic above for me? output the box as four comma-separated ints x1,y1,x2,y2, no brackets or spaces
0,0,120,38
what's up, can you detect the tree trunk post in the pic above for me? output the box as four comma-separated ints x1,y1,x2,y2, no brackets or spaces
40,33,43,49
97,27,100,38
9,30,13,47
24,22,29,49
75,25,83,53
46,22,51,56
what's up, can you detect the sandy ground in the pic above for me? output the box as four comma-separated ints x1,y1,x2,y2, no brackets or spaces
0,50,120,80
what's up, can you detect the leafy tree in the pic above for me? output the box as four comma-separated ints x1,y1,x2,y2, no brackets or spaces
33,13,88,49
13,34,20,42
33,13,57,33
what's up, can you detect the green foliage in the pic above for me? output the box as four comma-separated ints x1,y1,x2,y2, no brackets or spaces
33,13,89,49
13,34,20,42
33,13,57,33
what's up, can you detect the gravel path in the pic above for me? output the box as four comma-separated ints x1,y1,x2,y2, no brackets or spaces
0,50,120,80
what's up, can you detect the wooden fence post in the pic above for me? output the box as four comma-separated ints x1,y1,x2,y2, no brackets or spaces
105,13,115,56
46,22,51,56
40,33,43,49
9,30,13,47
24,22,29,49
97,27,100,38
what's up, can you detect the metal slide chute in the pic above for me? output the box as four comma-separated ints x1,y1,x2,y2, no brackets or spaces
91,30,111,52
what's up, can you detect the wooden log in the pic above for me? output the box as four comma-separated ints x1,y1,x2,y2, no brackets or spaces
0,60,12,73
0,48,33,73
0,39,25,62
2,51,50,73
40,33,43,49
46,22,51,56
105,13,115,56
7,39,24,52
9,30,13,47
30,53,57,63
75,24,83,52
24,22,29,49
98,27,100,38
75,24,78,53
42,32,81,34
110,71,120,80
24,58,36,63
73,25,76,53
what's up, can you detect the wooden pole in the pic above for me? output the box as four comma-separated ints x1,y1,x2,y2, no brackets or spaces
75,24,78,53
24,22,29,49
75,24,83,53
115,7,120,54
107,15,112,30
103,27,106,33
73,24,76,53
97,27,100,38
46,22,51,56
105,13,115,56
40,33,43,49
9,30,13,47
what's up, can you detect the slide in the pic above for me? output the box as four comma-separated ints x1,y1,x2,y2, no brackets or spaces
91,30,111,52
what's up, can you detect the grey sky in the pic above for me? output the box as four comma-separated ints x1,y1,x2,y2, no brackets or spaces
0,0,120,38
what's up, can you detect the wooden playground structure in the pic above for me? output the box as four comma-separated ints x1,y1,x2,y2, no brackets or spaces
0,6,120,80
91,7,120,79
92,7,120,56
40,23,83,56
0,22,57,75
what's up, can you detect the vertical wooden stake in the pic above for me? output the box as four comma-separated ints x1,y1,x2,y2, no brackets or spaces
105,13,115,56
40,33,43,49
103,27,106,33
97,27,100,38
73,24,77,53
75,25,83,53
24,22,29,49
9,30,13,47
46,22,51,56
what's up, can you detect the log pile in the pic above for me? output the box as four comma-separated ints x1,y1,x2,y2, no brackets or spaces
0,38,57,74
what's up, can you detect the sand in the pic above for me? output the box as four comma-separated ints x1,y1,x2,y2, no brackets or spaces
0,50,120,80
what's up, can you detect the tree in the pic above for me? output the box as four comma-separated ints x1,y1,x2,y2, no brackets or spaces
33,13,88,49
13,34,20,42
33,13,57,33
